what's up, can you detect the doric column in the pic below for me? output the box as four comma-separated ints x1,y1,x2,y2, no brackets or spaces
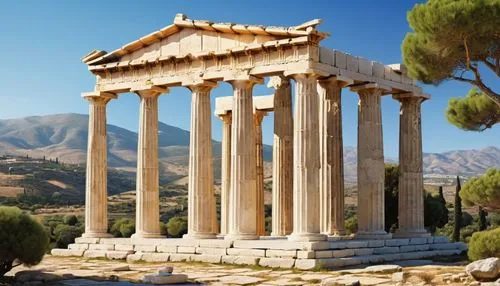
287,73,326,242
218,112,232,236
351,83,391,239
225,75,263,241
184,81,217,239
82,93,115,238
254,110,267,236
268,76,293,237
318,77,351,236
132,86,167,239
394,94,430,238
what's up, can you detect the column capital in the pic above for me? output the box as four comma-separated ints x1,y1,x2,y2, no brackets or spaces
267,76,290,90
253,110,267,125
131,84,168,97
217,112,232,123
224,72,263,87
82,91,117,104
283,68,329,79
182,79,218,92
350,83,392,95
317,75,353,88
393,92,430,103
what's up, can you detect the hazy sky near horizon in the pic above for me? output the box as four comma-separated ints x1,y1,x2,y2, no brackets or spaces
0,0,498,157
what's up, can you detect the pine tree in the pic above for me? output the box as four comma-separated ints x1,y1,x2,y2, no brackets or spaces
437,186,449,227
453,176,462,242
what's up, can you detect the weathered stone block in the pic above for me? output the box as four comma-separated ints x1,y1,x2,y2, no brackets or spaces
142,253,170,262
266,250,297,258
51,249,84,257
367,240,385,248
89,244,114,251
340,257,362,266
222,255,260,266
346,54,358,72
373,247,400,254
195,247,227,255
134,245,156,252
315,250,333,258
191,254,222,263
297,251,315,259
319,47,334,65
106,251,132,260
68,244,88,250
126,253,143,262
400,245,417,252
431,243,458,250
346,241,369,248
357,255,384,264
226,248,265,257
381,253,402,262
409,237,428,245
329,241,347,249
169,253,191,262
75,237,100,244
99,238,132,245
115,244,134,251
352,248,373,256
233,240,302,250
385,239,409,246
84,250,107,258
426,237,434,244
334,50,347,69
415,244,430,251
433,236,449,243
177,246,196,254
372,62,385,78
198,239,232,248
259,258,295,268
333,249,354,258
156,245,177,253
294,259,319,270
318,258,345,268
304,241,331,250
358,57,372,75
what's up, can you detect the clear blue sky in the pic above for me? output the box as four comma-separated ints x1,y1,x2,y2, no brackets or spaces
0,0,498,157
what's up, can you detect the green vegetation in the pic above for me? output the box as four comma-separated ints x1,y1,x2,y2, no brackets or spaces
42,215,84,249
453,177,463,242
0,207,49,276
460,168,500,211
110,218,135,238
468,227,500,261
166,216,188,238
402,0,500,120
447,89,500,131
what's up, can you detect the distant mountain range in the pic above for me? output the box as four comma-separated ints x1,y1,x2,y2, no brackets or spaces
0,113,498,182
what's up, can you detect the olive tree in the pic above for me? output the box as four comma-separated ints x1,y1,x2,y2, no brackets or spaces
0,207,49,276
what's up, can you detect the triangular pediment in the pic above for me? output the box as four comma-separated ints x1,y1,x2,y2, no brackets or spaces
83,13,328,66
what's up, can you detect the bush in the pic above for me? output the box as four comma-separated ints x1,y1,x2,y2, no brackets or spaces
110,218,135,238
0,207,49,276
468,228,500,261
166,216,188,238
424,192,448,233
53,224,83,248
63,215,78,226
460,168,500,211
345,216,358,235
461,212,474,227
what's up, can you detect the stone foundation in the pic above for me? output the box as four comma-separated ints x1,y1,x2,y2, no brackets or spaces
51,236,466,270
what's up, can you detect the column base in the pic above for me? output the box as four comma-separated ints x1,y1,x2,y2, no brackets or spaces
81,232,112,238
216,234,226,239
393,229,430,238
183,233,217,239
224,233,259,241
131,232,164,239
322,229,347,236
288,233,327,242
355,231,392,240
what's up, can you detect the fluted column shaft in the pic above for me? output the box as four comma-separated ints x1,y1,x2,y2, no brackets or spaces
226,78,260,240
270,78,293,236
219,113,232,236
318,78,346,236
185,83,217,239
133,89,163,239
289,74,326,241
395,95,429,237
254,111,266,236
83,96,112,238
355,88,390,239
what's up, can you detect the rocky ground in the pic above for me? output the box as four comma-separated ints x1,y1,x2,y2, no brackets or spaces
3,255,495,285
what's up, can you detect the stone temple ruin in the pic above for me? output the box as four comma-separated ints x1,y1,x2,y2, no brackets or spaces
52,14,466,269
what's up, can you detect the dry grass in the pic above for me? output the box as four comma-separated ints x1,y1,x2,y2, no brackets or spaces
0,186,24,197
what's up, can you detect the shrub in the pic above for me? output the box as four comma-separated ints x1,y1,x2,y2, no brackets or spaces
166,216,188,238
53,224,83,249
460,168,500,211
0,207,49,276
160,222,168,236
424,192,448,233
468,227,500,261
461,211,474,227
63,215,78,226
345,216,358,235
110,218,135,238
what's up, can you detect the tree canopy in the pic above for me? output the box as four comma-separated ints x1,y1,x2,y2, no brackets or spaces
447,89,500,131
0,207,49,276
402,0,500,109
460,168,500,211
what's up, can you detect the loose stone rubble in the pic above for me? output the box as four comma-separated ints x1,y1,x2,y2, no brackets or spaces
466,257,500,281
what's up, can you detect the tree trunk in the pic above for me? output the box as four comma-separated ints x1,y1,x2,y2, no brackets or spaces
453,176,462,242
479,206,488,231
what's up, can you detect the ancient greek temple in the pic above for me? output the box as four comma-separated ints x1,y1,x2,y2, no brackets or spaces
53,14,466,269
